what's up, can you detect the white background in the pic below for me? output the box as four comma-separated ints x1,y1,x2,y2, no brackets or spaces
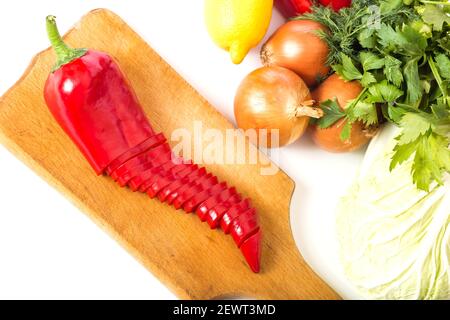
0,0,364,299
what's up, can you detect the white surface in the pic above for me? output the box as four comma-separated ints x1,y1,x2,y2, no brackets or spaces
0,0,362,299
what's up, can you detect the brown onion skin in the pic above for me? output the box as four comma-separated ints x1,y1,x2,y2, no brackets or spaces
261,20,330,87
311,74,372,153
234,66,312,147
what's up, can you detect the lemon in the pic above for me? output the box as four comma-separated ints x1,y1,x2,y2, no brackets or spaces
205,0,273,64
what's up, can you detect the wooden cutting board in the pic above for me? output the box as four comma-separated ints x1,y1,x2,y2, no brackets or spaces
0,9,339,300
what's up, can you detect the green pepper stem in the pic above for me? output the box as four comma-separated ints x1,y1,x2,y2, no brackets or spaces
46,15,87,71
46,15,71,58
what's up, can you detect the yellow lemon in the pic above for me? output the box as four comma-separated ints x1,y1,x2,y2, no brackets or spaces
205,0,273,64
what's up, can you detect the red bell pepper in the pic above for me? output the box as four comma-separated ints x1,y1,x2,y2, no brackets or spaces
274,0,313,18
275,0,351,18
44,17,155,175
44,16,262,273
318,0,351,11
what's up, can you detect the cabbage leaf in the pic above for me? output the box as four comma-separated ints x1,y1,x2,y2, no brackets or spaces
337,124,449,300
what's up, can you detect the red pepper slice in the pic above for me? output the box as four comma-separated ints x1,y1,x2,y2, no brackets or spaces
116,150,173,187
203,190,239,228
240,229,262,273
157,164,199,202
146,161,193,198
230,208,258,247
115,150,173,187
173,174,218,210
106,132,166,176
112,142,171,181
130,155,184,191
183,182,227,214
220,199,251,234
196,187,236,222
129,160,177,191
166,167,207,205
135,160,181,192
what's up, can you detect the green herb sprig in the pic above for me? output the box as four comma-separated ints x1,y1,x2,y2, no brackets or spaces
302,0,450,191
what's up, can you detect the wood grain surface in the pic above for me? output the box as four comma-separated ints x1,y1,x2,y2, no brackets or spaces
0,9,339,299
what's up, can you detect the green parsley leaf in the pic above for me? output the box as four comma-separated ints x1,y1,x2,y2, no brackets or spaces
380,0,402,14
410,20,433,39
358,28,376,49
400,25,427,56
333,53,363,81
391,132,450,191
397,113,434,145
431,103,450,119
317,99,346,129
438,36,450,54
347,100,378,126
340,121,352,141
390,138,418,170
412,134,450,191
366,81,403,103
431,134,450,173
360,52,385,71
377,23,405,51
377,24,426,57
435,54,450,79
421,4,450,32
384,56,403,87
404,58,422,104
387,104,407,123
361,72,377,87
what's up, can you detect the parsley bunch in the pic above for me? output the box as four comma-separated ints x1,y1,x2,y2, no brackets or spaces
302,0,450,191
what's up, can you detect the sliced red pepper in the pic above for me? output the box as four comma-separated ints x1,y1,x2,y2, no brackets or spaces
204,190,240,228
173,174,218,210
116,152,170,186
129,160,177,191
230,208,258,247
158,164,207,202
145,161,193,198
116,149,173,187
196,187,236,222
135,160,181,192
106,132,166,176
157,164,199,202
166,167,207,205
112,142,171,181
220,199,251,234
183,182,227,214
44,17,262,273
240,229,262,273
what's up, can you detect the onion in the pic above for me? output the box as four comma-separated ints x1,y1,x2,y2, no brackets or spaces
311,74,376,153
234,66,323,147
261,20,330,87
